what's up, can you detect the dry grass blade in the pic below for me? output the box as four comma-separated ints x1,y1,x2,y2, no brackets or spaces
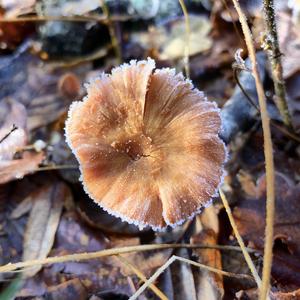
129,255,254,300
0,15,132,23
178,0,190,78
117,255,168,300
231,1,275,299
0,243,255,274
100,0,122,63
219,189,262,287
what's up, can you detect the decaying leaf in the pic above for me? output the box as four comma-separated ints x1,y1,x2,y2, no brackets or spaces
234,172,300,289
0,152,44,184
109,237,171,277
22,182,69,277
131,16,212,60
18,211,136,298
0,50,89,131
191,206,224,300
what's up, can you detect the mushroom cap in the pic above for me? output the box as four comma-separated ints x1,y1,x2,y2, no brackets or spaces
65,58,227,231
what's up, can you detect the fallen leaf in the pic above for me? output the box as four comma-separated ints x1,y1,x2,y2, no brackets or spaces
191,206,224,300
109,236,171,277
0,151,44,184
0,48,89,131
10,195,33,219
22,181,69,277
170,248,198,300
131,15,212,61
234,172,300,290
45,278,87,300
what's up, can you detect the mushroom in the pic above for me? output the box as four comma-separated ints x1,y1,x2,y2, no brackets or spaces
65,58,227,231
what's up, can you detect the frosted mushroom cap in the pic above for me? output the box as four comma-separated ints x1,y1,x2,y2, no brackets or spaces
65,58,227,231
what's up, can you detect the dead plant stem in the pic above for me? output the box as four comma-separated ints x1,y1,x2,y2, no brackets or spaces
232,1,275,299
219,189,262,287
0,243,256,273
100,0,122,63
263,0,293,129
117,255,168,300
129,255,254,300
178,0,190,78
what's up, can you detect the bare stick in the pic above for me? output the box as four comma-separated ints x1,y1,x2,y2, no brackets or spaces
178,0,190,78
0,15,132,23
129,255,254,300
0,243,256,273
219,189,262,287
100,0,122,64
263,0,293,129
233,68,300,143
0,124,17,144
232,1,275,299
117,255,168,300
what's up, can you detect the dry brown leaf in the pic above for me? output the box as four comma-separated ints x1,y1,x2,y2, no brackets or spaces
22,182,69,277
109,237,171,278
10,195,33,219
0,151,44,184
131,16,212,60
191,206,224,300
0,51,88,131
234,172,300,290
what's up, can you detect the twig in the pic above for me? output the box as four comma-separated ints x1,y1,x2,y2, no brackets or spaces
0,14,132,23
219,189,262,287
35,165,78,171
0,124,17,145
233,68,300,143
232,1,275,300
0,243,256,273
178,0,190,78
263,0,293,129
129,255,254,300
117,255,168,300
100,0,122,64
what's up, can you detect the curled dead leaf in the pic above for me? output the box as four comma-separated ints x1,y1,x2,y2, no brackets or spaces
22,182,70,277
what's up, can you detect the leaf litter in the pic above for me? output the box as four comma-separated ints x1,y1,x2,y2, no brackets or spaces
0,0,300,299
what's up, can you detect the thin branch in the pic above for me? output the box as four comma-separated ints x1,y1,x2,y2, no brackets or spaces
129,255,254,300
36,165,78,171
0,124,17,145
263,0,293,129
100,0,122,63
117,255,168,300
0,14,132,23
233,68,300,143
232,1,275,300
178,0,190,78
0,243,256,274
219,189,262,287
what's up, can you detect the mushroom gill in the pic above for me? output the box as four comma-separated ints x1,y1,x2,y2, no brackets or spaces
65,58,227,230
